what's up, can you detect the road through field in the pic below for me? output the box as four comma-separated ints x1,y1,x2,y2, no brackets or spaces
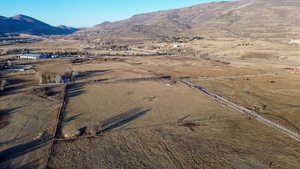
193,72,297,80
179,79,300,142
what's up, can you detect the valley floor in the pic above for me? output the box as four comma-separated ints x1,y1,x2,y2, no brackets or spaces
1,51,300,169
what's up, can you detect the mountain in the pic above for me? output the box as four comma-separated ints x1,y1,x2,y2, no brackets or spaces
77,0,300,42
0,14,79,35
57,25,80,32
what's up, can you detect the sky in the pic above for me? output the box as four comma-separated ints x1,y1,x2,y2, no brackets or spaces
0,0,230,28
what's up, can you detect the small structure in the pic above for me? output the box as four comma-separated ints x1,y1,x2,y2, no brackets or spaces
284,66,300,72
289,39,300,45
51,55,60,59
20,54,50,60
172,44,180,48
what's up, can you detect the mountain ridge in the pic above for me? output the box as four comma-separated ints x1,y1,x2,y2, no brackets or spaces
76,0,300,42
0,14,79,35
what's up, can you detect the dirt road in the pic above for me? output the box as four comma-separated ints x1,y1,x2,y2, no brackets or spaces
179,79,300,142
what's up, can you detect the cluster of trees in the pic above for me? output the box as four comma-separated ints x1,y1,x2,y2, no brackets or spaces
1,48,30,55
38,71,79,84
161,36,204,43
0,47,90,58
38,51,90,58
0,60,13,70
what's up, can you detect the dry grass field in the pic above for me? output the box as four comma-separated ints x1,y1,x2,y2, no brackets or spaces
0,66,64,169
191,74,300,133
45,55,299,169
2,0,300,168
0,37,300,169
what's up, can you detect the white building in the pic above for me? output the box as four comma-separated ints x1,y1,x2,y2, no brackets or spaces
20,54,50,60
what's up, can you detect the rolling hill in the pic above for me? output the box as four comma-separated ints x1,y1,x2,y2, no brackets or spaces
0,14,79,35
76,0,300,42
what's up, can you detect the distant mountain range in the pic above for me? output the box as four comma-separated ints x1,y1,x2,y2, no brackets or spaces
77,0,300,42
0,14,80,35
2,0,300,41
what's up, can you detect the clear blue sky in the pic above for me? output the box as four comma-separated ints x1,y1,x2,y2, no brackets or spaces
1,0,230,27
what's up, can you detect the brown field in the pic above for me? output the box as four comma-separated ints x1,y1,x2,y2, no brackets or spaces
0,37,300,169
50,75,300,169
0,68,64,169
190,74,300,133
2,0,300,168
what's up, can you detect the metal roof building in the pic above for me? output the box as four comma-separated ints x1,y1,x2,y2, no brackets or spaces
20,54,50,59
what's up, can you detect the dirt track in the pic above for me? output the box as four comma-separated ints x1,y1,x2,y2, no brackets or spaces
179,79,300,142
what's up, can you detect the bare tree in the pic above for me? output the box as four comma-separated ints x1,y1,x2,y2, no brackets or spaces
55,75,63,84
0,80,7,92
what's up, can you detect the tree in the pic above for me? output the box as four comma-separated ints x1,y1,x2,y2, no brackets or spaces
0,80,7,92
55,75,63,84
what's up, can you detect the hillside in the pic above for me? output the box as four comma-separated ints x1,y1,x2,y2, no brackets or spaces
0,14,79,35
76,0,300,42
57,25,80,33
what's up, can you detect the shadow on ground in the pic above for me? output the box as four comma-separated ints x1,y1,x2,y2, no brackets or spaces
0,159,41,169
0,107,22,130
0,135,29,147
60,82,87,128
0,134,51,163
67,82,86,98
62,114,82,125
76,70,112,81
100,108,151,133
0,79,29,97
